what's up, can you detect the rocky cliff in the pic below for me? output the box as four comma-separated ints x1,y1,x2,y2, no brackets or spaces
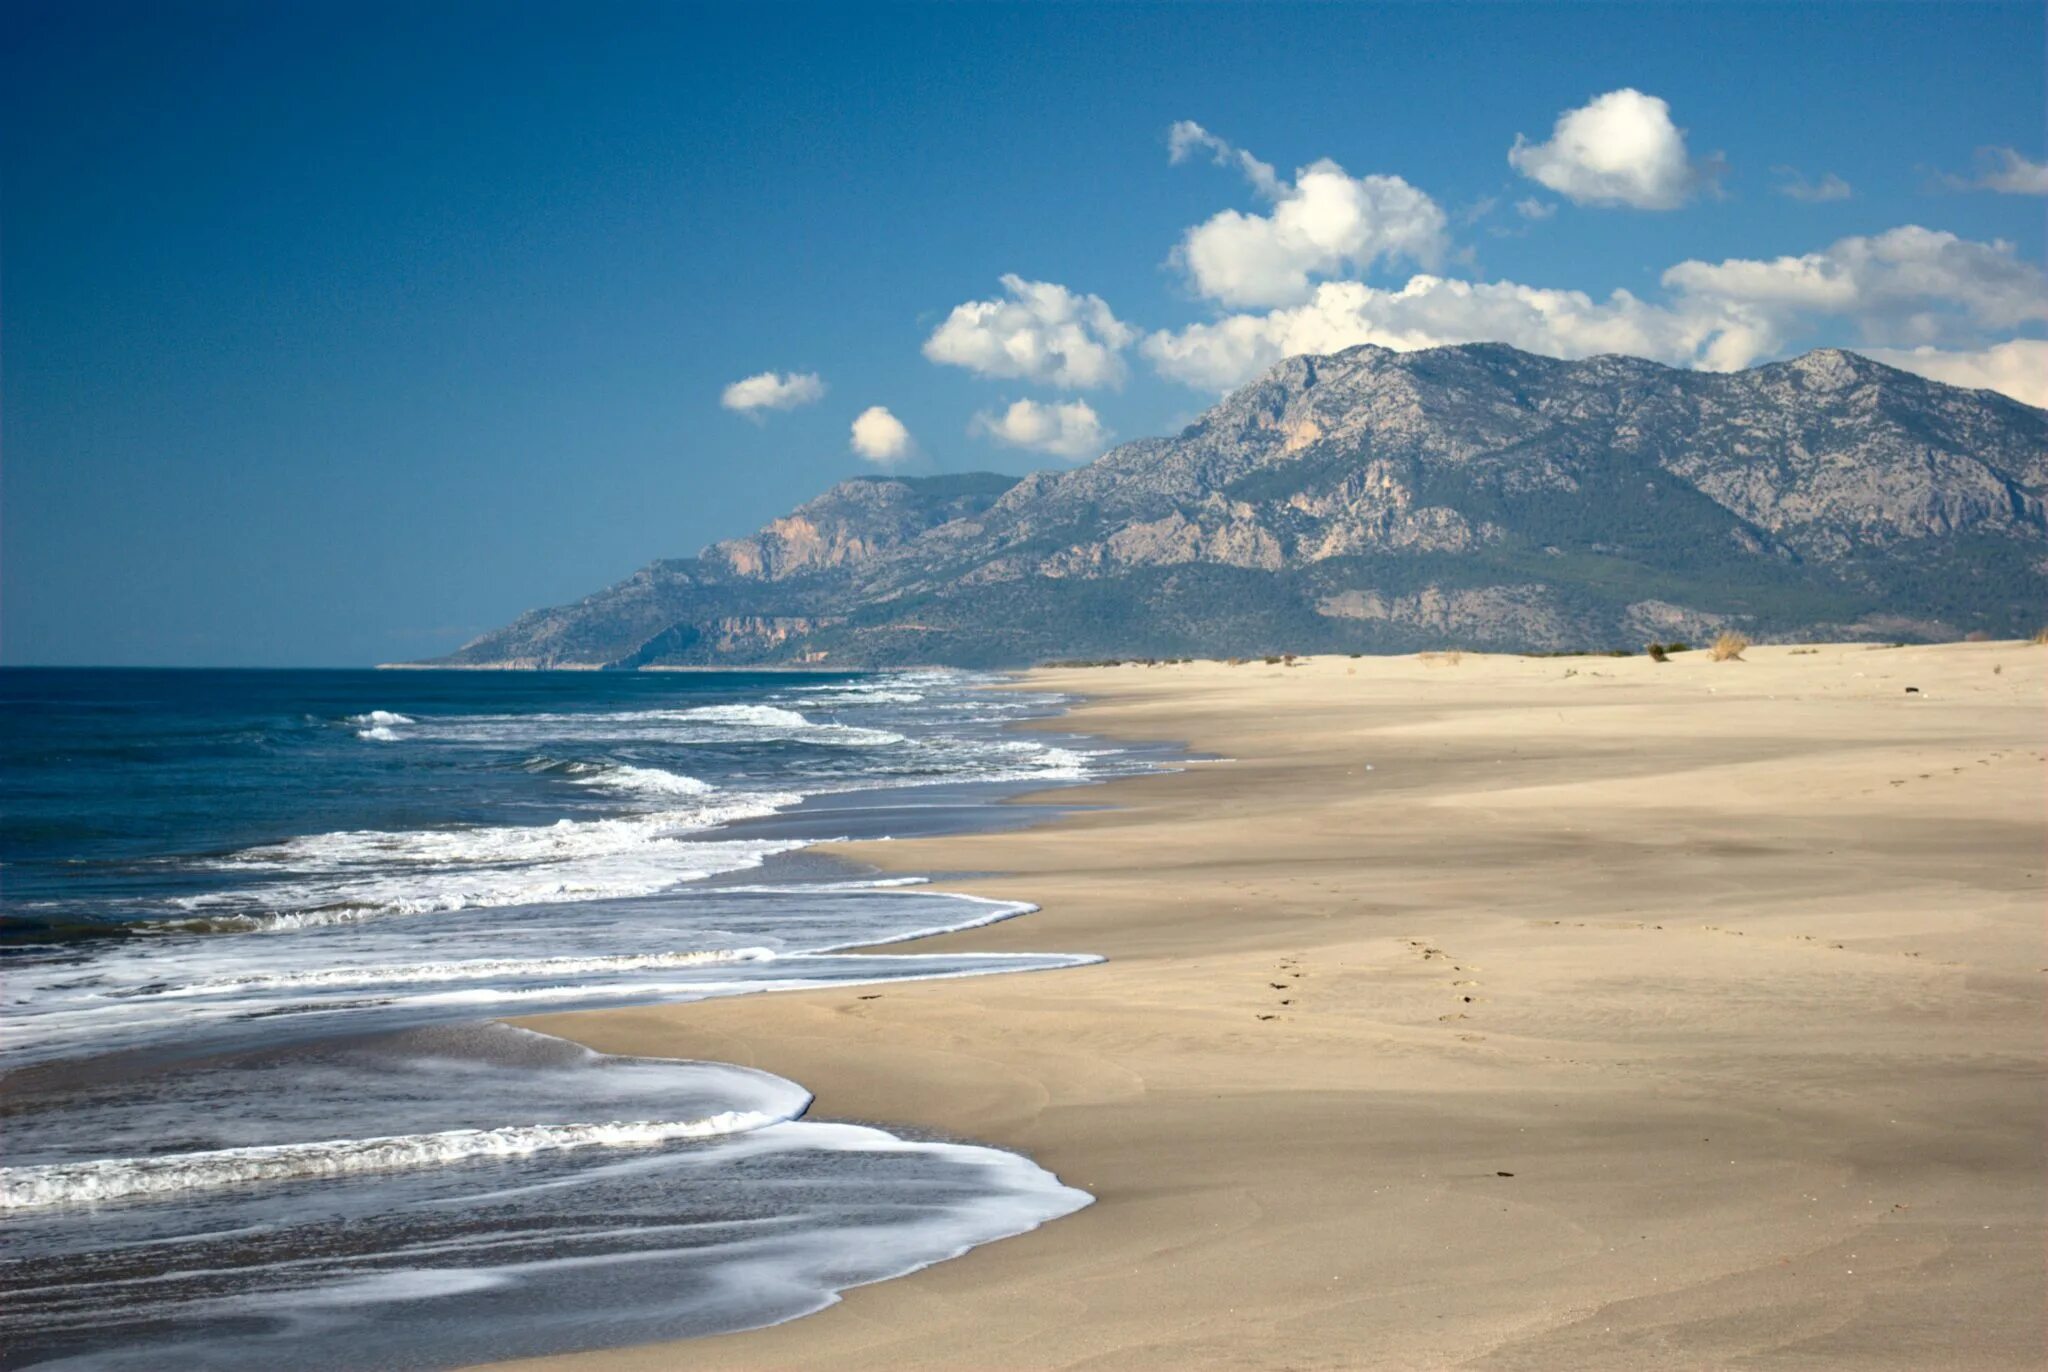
426,343,2048,667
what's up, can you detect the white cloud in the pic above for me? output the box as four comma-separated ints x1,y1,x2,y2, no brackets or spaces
1514,198,1557,220
1508,88,1709,209
1169,124,1448,307
849,406,914,466
1937,146,2048,195
1861,341,2048,409
971,398,1110,460
922,274,1135,390
1168,119,1281,197
1143,225,2048,391
1772,167,1852,202
720,370,826,413
1662,225,2048,341
1142,276,1751,390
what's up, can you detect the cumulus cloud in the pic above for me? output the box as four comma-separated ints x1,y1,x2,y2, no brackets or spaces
849,406,914,466
1772,167,1852,202
1168,123,1448,307
1142,225,2048,392
1936,146,2048,195
1662,225,2048,342
922,274,1136,389
1141,276,1750,390
720,370,826,413
971,398,1110,460
1861,340,2048,409
1508,89,1712,209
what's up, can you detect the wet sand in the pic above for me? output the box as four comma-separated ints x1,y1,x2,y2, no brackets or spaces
498,641,2046,1371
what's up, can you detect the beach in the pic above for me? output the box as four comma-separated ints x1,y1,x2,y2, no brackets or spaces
503,641,2046,1372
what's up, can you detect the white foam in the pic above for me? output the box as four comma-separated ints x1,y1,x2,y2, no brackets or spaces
808,724,910,748
676,703,811,728
361,701,939,749
355,726,401,742
793,688,927,705
374,950,1101,1010
0,1111,789,1211
167,834,809,929
808,895,1039,951
157,946,779,996
348,711,416,727
723,875,933,894
569,764,714,799
205,793,801,872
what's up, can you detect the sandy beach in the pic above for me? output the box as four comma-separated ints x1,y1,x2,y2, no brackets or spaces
497,641,2045,1371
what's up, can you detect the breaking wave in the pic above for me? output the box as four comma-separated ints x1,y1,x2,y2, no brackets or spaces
203,794,800,873
0,1110,791,1211
571,763,714,798
795,688,927,706
675,703,811,728
148,946,780,996
160,835,808,930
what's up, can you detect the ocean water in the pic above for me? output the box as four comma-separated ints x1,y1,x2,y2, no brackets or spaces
0,668,1164,1370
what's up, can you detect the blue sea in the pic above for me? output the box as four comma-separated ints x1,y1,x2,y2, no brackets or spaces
0,668,1165,1370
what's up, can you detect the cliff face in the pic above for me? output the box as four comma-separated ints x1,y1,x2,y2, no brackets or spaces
430,343,2048,668
698,472,1022,581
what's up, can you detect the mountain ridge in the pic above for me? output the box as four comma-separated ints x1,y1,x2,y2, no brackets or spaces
414,343,2048,669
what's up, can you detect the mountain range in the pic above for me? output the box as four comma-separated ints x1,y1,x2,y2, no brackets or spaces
416,343,2048,668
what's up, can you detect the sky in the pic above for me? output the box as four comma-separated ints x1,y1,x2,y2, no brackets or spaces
3,1,2042,666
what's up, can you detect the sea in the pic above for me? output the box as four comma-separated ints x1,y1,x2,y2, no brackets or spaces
0,667,1168,1370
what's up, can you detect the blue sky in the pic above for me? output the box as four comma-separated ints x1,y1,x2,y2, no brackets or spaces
4,1,2042,665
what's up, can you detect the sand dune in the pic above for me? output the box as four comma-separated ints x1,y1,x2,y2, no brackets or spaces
502,641,2046,1371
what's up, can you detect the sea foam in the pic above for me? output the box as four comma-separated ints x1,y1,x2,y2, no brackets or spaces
570,763,714,798
0,1110,789,1211
151,946,780,996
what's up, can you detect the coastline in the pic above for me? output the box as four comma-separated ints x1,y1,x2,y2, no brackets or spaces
494,642,2045,1371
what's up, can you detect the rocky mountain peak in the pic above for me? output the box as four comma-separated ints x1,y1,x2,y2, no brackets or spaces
429,342,2046,670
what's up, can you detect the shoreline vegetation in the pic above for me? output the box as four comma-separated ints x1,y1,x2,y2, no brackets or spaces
497,640,2044,1371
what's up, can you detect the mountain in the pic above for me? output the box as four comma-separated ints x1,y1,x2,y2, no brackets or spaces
421,344,2048,668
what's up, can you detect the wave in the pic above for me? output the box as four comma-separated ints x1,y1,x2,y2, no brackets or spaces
160,836,810,930
808,724,910,748
205,793,800,872
647,704,905,747
944,739,1101,781
347,711,416,727
147,946,780,996
572,763,714,798
0,1110,791,1211
723,875,933,893
675,703,811,728
792,688,927,706
808,894,1039,951
355,726,401,742
350,702,919,750
525,758,716,800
